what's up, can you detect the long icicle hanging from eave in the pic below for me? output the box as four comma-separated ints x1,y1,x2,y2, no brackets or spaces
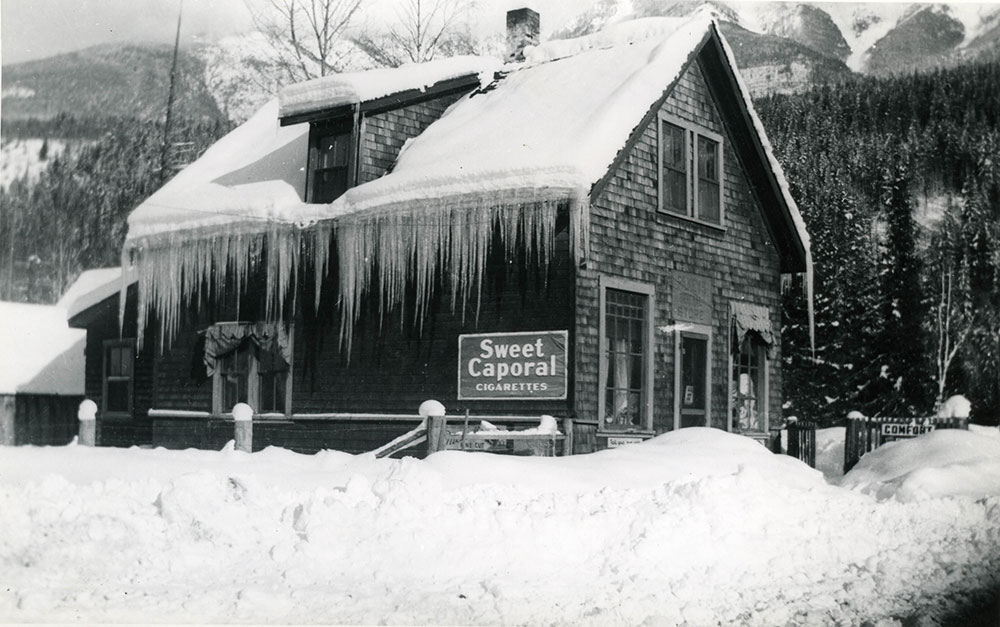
121,190,589,354
333,192,579,352
122,221,319,351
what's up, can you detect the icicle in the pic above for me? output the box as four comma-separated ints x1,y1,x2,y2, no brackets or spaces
125,188,579,356
126,224,308,351
334,189,565,353
805,247,816,359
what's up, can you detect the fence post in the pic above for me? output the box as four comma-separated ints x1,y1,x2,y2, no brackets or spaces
419,400,446,454
563,418,575,456
232,403,254,453
787,420,817,468
77,399,97,447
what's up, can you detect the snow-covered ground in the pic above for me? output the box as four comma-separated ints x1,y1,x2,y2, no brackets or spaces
2,426,999,625
0,138,69,189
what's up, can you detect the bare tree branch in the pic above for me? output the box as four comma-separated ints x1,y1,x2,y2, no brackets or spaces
244,0,363,82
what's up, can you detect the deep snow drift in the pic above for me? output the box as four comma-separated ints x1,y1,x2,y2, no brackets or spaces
1,427,999,625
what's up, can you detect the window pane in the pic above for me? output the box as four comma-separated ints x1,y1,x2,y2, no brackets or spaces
318,134,348,168
662,122,685,168
118,347,133,377
732,335,765,432
314,128,351,203
697,136,721,224
259,371,287,413
698,136,718,181
661,121,687,214
664,170,686,213
221,349,249,411
698,180,720,223
106,380,129,413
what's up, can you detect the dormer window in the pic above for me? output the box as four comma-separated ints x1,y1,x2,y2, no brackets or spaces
658,113,724,227
309,117,354,203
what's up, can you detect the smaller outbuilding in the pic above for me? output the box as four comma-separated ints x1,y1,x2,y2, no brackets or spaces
0,301,85,445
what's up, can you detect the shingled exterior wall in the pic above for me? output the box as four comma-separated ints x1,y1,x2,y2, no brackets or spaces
574,57,783,435
358,92,466,183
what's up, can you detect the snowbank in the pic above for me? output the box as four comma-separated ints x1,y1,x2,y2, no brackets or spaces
2,427,999,624
841,428,1000,502
815,426,846,482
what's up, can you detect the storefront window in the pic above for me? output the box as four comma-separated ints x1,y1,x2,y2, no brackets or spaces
599,278,654,431
732,336,766,432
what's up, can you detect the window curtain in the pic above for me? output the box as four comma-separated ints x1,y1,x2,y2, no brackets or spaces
730,301,774,357
203,322,291,377
613,338,631,424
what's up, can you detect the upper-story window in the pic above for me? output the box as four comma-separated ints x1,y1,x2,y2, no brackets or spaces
658,113,724,227
309,117,353,204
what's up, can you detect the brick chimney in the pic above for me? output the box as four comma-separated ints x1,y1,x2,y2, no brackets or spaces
506,8,540,62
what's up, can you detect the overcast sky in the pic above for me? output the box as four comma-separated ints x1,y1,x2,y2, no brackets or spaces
1,0,582,66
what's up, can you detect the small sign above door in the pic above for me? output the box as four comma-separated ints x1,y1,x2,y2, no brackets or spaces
672,272,713,324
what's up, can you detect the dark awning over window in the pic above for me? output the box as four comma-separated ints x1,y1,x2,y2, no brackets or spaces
730,301,774,356
203,322,291,376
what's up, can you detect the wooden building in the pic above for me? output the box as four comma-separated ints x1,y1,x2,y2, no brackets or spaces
0,301,85,445
71,11,812,454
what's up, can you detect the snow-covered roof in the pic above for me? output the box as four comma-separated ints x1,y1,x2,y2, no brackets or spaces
127,99,312,241
60,267,137,320
278,55,502,119
0,301,85,395
124,16,722,245
334,16,713,218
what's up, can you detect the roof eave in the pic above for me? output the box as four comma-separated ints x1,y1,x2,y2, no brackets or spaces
700,23,808,273
279,73,484,127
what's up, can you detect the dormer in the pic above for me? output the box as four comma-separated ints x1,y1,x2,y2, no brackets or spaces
277,57,501,203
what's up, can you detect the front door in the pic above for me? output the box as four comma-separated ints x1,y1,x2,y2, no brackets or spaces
675,330,710,428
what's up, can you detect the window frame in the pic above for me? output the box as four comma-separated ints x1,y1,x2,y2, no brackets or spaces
307,115,356,204
597,276,656,432
672,323,712,430
211,326,294,418
102,338,135,419
728,322,769,434
657,112,725,228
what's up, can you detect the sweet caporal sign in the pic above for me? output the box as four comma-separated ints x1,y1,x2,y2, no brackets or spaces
458,331,568,400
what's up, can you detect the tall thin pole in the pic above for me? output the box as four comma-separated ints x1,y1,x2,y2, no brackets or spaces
160,0,184,185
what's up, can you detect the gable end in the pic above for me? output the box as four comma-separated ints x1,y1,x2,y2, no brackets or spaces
589,23,806,274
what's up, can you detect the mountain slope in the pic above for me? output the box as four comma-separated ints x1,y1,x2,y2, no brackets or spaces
865,4,966,76
718,22,853,95
1,43,222,124
551,1,1000,82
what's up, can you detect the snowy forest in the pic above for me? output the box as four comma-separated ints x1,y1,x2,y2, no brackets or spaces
1,53,998,425
756,61,1000,425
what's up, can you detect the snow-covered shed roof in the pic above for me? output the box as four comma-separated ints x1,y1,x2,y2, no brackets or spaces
0,302,85,395
59,267,137,321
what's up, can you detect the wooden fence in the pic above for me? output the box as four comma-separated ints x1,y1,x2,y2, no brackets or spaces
786,421,817,468
844,415,968,472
